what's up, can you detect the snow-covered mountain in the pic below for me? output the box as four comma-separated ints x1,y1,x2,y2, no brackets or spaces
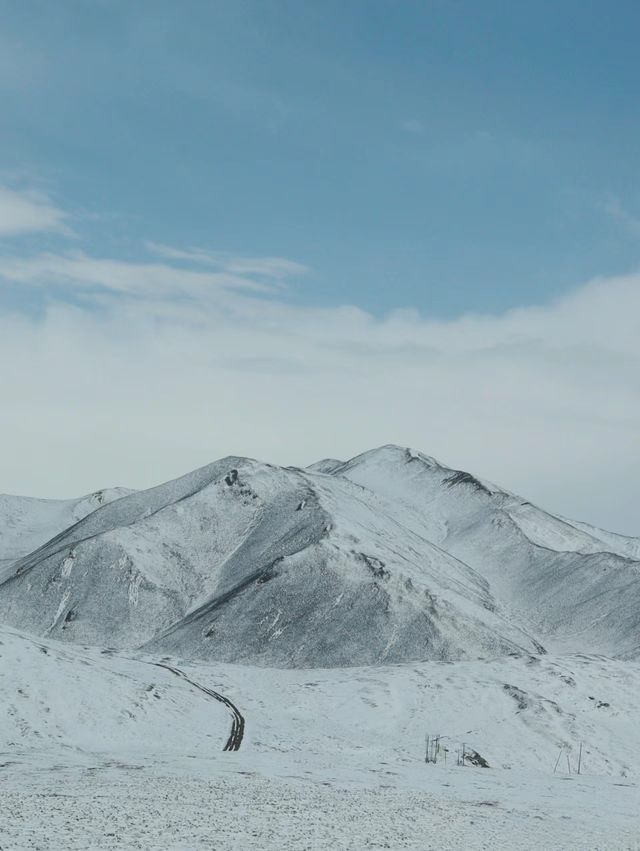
0,487,132,565
1,445,638,667
3,447,640,848
331,446,640,659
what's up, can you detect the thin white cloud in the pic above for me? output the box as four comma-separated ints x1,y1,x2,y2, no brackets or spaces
0,250,639,536
0,185,70,236
0,250,275,298
0,190,637,532
145,241,309,279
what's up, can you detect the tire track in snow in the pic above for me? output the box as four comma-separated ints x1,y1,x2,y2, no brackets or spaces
154,661,244,751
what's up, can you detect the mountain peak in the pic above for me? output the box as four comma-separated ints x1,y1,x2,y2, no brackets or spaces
2,444,639,667
335,444,445,474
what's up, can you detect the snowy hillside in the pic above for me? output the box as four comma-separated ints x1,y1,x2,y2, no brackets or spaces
0,445,639,666
2,624,640,849
332,446,640,659
0,625,230,756
0,487,132,565
5,621,638,778
2,446,640,849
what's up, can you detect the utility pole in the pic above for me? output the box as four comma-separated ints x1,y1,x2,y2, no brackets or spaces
553,746,563,774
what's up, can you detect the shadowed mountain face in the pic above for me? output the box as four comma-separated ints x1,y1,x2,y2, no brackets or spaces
1,445,639,667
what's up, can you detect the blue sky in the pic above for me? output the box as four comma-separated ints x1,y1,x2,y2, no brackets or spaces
2,0,640,315
1,1,639,533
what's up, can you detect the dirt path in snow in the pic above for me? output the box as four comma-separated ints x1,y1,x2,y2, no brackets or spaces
154,661,244,751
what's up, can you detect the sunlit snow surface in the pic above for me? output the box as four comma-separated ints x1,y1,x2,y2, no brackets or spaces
2,625,640,849
1,445,640,848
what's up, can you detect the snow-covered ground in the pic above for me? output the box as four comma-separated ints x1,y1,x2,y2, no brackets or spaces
2,625,640,848
2,445,640,848
4,753,640,850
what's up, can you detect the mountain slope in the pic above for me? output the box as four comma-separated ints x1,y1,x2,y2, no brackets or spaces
0,625,229,755
1,445,639,666
0,457,304,649
4,620,640,779
151,465,537,665
330,446,640,659
0,487,132,567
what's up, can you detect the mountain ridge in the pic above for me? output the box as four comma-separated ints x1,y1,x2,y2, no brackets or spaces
1,444,638,667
